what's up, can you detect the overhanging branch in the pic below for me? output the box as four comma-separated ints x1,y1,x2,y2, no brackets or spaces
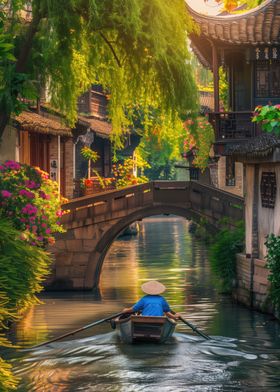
99,32,122,67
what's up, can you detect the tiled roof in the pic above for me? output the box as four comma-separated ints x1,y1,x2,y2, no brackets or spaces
15,111,72,137
187,0,280,45
78,116,112,138
225,133,280,157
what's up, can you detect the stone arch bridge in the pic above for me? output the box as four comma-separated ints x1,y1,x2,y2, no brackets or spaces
47,181,244,290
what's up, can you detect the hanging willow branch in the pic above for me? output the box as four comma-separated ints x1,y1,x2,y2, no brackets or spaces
99,32,122,68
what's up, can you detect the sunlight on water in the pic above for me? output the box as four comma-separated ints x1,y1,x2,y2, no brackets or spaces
2,216,280,391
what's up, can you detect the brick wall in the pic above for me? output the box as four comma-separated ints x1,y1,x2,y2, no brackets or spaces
233,253,273,313
64,139,74,199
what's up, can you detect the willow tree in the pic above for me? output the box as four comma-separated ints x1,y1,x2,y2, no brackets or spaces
0,0,198,147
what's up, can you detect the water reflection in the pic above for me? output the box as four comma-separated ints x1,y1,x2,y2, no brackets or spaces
3,216,280,391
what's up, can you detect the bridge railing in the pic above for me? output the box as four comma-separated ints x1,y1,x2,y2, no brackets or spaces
61,181,244,227
189,181,244,224
61,182,154,225
153,181,190,205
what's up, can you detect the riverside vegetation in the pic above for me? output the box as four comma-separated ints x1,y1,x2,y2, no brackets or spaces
0,161,65,391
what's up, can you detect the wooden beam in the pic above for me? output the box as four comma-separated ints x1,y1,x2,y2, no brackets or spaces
211,41,220,112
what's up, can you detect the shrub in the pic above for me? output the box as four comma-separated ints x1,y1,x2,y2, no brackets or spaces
265,234,280,309
209,223,244,293
112,158,148,188
0,219,52,391
0,160,65,247
0,219,52,312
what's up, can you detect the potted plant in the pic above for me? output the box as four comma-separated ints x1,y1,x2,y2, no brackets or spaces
252,104,280,134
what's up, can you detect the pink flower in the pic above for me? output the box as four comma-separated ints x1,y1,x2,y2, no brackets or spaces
56,210,63,217
32,225,38,232
21,203,37,215
0,165,4,171
4,160,21,170
45,228,51,234
37,236,44,241
1,190,12,198
41,223,47,228
25,180,39,189
19,189,35,199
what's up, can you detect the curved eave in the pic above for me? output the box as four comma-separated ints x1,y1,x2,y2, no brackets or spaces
186,0,280,45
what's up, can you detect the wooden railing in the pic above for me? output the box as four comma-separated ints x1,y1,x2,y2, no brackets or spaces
62,181,244,227
208,111,262,142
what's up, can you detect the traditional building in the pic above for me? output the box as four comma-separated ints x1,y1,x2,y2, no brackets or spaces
0,109,74,198
187,0,280,312
187,0,280,197
73,86,140,196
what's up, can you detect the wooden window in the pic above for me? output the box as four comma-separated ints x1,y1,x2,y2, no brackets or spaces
260,172,276,209
255,61,269,97
226,156,235,186
271,62,280,97
255,60,280,98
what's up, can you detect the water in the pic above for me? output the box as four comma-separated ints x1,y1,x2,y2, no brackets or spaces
2,216,280,391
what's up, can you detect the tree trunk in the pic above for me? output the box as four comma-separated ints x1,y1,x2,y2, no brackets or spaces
0,13,42,139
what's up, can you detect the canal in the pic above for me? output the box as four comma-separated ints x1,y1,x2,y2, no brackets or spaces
3,216,280,391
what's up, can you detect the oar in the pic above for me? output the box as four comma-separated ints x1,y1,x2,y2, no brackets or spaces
171,311,211,340
31,311,124,349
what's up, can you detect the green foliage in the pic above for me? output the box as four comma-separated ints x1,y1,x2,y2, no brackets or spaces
252,105,280,134
0,219,52,391
136,112,185,180
219,67,229,110
112,157,148,188
80,147,99,162
265,234,280,309
0,161,65,246
0,219,52,313
209,222,244,293
1,0,198,148
183,116,215,170
0,357,18,392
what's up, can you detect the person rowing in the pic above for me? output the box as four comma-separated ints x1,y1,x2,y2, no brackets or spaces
122,280,180,320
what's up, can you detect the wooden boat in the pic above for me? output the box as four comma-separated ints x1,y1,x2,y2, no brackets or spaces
113,314,176,343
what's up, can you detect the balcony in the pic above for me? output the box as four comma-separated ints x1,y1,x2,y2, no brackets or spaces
208,111,263,155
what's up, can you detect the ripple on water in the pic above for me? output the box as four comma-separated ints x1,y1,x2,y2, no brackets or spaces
8,216,280,391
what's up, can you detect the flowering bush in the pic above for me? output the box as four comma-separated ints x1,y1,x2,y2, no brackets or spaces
252,104,280,134
183,116,214,170
112,158,148,188
0,161,66,247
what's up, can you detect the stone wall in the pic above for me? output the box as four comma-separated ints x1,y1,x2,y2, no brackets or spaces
0,125,19,163
233,253,273,313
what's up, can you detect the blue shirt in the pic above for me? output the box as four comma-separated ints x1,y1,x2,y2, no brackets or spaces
132,295,171,316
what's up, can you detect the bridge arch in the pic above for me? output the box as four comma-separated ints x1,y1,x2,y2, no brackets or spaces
85,204,213,289
48,181,244,290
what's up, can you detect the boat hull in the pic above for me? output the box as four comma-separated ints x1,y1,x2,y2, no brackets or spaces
114,315,176,343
